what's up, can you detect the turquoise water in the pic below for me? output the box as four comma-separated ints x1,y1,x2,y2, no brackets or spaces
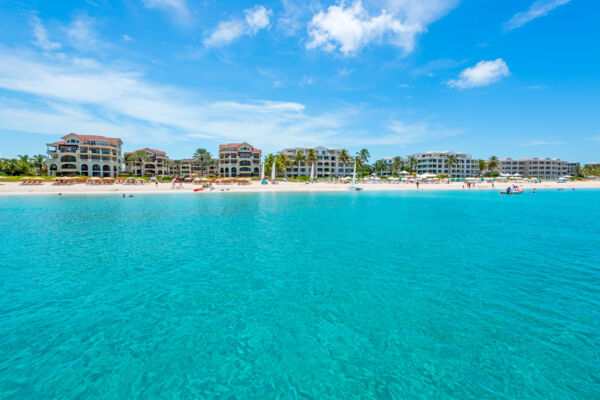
1,190,599,399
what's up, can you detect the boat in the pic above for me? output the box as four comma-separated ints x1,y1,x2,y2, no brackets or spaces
347,159,363,191
500,188,524,195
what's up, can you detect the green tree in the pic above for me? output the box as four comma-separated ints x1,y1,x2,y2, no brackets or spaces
374,160,387,176
392,157,404,175
276,153,291,178
446,155,458,178
306,149,318,179
406,156,418,173
487,155,499,171
293,150,306,176
31,154,46,175
133,150,150,176
193,148,214,176
337,149,351,176
478,159,487,176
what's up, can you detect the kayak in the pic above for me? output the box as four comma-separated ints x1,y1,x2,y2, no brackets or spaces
193,188,204,192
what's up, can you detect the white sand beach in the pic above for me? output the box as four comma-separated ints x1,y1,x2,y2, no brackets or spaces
1,180,599,196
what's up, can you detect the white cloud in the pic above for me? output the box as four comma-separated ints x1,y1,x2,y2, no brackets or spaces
446,59,510,89
142,0,191,24
204,5,272,48
0,46,460,153
504,0,572,31
66,14,100,50
306,0,459,56
31,16,61,51
123,34,134,42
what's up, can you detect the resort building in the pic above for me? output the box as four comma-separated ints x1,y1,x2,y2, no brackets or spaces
218,142,261,177
498,158,575,178
278,146,354,178
407,151,479,177
46,133,123,177
176,159,218,177
125,148,169,176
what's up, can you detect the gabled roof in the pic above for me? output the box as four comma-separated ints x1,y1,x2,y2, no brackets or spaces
219,142,261,152
125,148,166,155
62,133,122,143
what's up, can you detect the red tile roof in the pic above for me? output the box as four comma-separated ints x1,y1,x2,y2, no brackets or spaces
125,148,166,155
219,143,261,152
62,133,122,142
50,141,66,146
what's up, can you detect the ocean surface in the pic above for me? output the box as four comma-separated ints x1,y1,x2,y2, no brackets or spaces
0,190,599,399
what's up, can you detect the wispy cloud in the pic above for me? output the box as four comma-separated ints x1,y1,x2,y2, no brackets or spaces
65,14,100,50
122,34,133,42
306,0,460,56
525,85,547,90
504,0,572,31
141,0,192,24
204,5,272,48
523,140,565,146
0,46,458,152
446,59,510,89
31,16,61,51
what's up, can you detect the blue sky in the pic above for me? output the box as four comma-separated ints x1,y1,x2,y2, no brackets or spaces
0,0,598,162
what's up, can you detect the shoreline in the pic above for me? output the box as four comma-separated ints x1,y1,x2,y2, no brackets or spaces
1,180,599,196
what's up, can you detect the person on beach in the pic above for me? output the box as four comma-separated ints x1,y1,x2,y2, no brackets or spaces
416,181,419,189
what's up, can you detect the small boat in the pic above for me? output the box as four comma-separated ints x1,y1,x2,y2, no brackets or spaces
193,188,204,192
347,160,362,191
348,186,363,191
500,188,524,195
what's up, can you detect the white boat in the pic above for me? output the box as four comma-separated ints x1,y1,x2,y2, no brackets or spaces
348,159,363,191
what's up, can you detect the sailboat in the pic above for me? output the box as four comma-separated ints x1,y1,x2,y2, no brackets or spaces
309,162,314,182
271,160,277,184
348,159,363,191
260,162,267,184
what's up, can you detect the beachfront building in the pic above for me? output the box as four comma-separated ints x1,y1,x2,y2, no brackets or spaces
498,158,574,178
176,159,218,177
218,142,261,177
125,148,169,176
46,133,123,177
407,151,479,178
278,146,354,178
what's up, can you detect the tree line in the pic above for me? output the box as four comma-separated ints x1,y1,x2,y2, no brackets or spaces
0,155,47,176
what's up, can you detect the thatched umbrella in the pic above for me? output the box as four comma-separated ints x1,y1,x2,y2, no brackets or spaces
103,177,115,184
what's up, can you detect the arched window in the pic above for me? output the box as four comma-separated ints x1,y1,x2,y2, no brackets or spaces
61,155,76,162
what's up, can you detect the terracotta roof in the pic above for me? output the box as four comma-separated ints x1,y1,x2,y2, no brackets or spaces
50,141,66,146
219,143,261,152
125,148,166,155
62,133,122,142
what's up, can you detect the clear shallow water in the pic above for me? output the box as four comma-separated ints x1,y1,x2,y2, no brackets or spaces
0,190,599,399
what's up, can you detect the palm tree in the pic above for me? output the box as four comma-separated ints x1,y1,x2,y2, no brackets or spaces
292,150,306,177
264,153,277,176
193,148,213,176
276,154,291,178
124,153,134,173
337,149,351,176
17,155,32,175
487,156,499,172
392,156,404,175
406,156,418,173
478,159,487,176
306,149,318,180
446,155,458,178
31,154,46,175
133,150,150,176
359,149,370,164
374,160,386,176
173,160,182,176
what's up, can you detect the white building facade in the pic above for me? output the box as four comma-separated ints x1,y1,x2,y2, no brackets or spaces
46,133,122,177
278,146,354,178
408,151,479,178
499,158,575,178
